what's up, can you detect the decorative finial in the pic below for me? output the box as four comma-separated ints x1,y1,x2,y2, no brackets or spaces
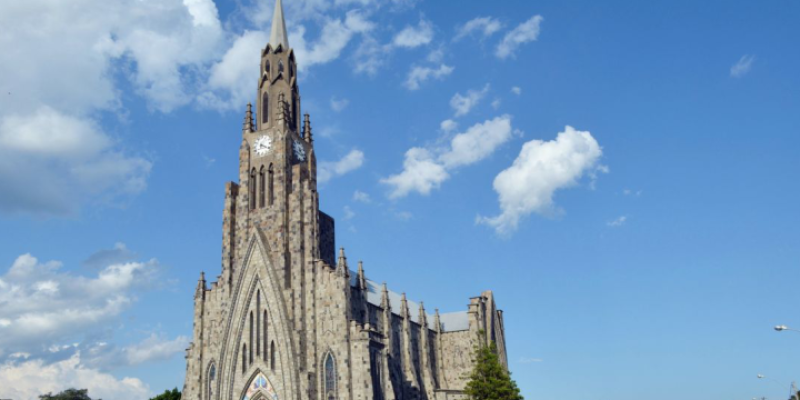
303,114,313,143
381,282,390,309
243,103,253,132
357,261,366,290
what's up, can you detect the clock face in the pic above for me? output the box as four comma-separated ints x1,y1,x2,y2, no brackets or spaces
293,140,306,161
254,135,271,156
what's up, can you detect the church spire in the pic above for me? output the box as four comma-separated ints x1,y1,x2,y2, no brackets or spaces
269,0,289,50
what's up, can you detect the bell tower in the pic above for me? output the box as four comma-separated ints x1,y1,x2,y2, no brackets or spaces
220,0,334,296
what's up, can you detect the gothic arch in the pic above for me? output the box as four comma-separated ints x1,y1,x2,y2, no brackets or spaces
207,361,217,400
321,351,337,400
241,370,279,400
217,232,300,400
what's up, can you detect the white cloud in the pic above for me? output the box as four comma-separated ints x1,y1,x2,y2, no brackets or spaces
200,30,269,111
439,115,514,168
124,334,190,365
607,216,627,227
730,54,755,78
492,98,501,109
382,115,514,198
511,86,522,95
455,16,503,41
0,250,159,359
0,353,150,400
343,206,356,220
440,119,458,133
353,190,372,203
404,64,454,90
318,149,365,183
478,126,604,235
496,15,543,59
393,19,435,48
330,96,350,112
381,148,449,198
450,84,490,117
0,108,151,216
291,10,375,72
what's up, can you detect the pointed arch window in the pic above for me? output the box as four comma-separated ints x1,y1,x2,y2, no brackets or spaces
207,363,216,400
267,164,274,206
261,93,269,124
263,310,268,361
288,59,294,81
324,353,336,400
258,167,265,208
270,341,276,371
242,344,247,374
249,169,257,210
249,311,254,363
256,291,261,357
278,60,284,75
265,60,271,77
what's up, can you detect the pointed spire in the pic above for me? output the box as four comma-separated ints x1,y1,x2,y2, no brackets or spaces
337,247,347,270
381,282,390,309
195,271,206,299
419,302,427,327
434,309,441,332
269,0,289,50
243,103,253,132
303,114,313,143
357,261,366,290
401,292,409,317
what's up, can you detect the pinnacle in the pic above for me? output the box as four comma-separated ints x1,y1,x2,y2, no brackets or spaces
269,0,289,50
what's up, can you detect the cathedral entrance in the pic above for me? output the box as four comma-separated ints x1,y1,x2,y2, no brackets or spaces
242,372,278,400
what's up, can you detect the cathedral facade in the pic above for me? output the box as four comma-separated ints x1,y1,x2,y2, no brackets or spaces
182,2,508,400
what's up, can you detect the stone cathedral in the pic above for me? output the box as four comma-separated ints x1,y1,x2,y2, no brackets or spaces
182,2,508,400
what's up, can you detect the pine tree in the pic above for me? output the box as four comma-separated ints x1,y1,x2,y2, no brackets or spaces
464,339,523,400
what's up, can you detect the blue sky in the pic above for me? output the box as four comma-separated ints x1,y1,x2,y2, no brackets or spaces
1,0,799,399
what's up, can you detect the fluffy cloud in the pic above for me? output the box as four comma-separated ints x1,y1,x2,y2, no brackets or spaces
496,15,543,59
124,334,190,365
450,84,490,117
200,30,269,111
318,149,365,183
0,108,151,216
382,115,514,198
511,86,522,95
455,16,503,41
393,19,435,48
730,54,755,78
478,126,604,235
607,216,627,227
353,190,372,203
404,64,455,90
291,10,375,72
381,148,450,198
0,353,150,400
0,250,158,359
330,96,350,112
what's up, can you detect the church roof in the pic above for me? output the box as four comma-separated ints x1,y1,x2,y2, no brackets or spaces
350,272,470,332
269,0,290,50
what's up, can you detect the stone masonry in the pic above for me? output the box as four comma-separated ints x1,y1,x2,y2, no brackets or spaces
182,1,508,400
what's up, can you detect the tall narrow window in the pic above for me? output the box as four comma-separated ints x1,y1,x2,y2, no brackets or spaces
288,60,293,80
292,99,297,129
259,167,265,208
242,344,247,374
265,60,270,76
268,164,274,206
256,291,261,357
262,93,269,124
249,169,256,210
263,310,268,361
270,341,276,370
278,60,284,75
324,353,336,400
208,363,216,400
249,311,254,363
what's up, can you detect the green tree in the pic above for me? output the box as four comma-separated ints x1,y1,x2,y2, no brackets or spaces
149,387,181,400
39,388,97,400
464,339,523,400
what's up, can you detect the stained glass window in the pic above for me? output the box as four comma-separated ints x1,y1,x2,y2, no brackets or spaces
324,353,336,399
